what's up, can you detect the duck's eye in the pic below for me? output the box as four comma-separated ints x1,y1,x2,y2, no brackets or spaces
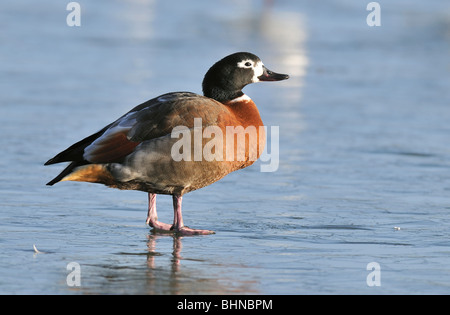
237,60,255,68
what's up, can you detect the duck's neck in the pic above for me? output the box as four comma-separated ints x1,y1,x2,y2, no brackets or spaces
202,86,244,103
225,94,252,104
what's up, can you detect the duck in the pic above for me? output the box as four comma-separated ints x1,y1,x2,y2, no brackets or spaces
45,52,289,235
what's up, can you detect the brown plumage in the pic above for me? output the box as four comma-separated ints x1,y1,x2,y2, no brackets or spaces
45,52,289,235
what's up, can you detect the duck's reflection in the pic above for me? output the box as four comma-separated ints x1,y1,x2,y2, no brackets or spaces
145,233,182,272
142,232,258,294
143,233,220,294
143,233,184,294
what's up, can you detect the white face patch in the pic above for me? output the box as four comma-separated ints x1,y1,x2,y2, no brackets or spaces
237,59,254,69
237,59,264,83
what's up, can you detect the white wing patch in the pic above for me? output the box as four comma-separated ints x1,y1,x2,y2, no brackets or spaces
83,111,138,162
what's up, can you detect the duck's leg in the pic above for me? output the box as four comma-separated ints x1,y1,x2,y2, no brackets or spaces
171,195,215,235
146,193,172,231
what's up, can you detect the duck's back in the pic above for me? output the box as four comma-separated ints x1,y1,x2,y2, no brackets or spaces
105,92,266,195
48,91,265,195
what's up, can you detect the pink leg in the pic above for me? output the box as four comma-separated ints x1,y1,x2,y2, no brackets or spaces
146,193,172,231
171,195,215,236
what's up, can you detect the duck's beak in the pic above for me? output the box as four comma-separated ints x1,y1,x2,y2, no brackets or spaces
258,65,289,81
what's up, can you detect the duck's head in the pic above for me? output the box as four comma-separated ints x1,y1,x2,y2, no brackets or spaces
202,52,289,103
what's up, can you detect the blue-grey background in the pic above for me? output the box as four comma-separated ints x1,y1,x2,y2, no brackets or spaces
1,0,449,294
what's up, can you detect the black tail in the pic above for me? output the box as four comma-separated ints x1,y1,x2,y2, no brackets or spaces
44,127,107,166
46,161,88,186
44,127,109,185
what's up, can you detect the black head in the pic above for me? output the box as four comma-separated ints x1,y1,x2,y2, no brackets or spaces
202,52,289,103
